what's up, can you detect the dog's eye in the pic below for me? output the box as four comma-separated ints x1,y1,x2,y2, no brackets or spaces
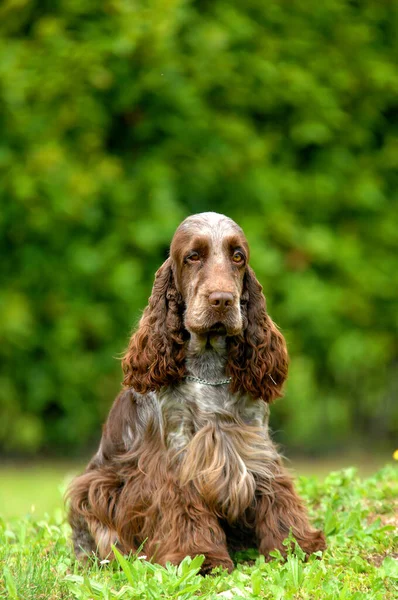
232,251,244,264
186,252,200,263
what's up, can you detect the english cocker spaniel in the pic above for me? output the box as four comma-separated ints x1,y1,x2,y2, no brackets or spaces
68,212,326,573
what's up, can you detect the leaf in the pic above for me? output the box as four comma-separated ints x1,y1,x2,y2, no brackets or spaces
112,545,136,587
3,567,18,600
251,568,262,595
381,556,398,579
324,508,338,535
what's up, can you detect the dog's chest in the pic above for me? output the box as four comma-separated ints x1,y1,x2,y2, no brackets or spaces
160,382,268,452
158,382,276,519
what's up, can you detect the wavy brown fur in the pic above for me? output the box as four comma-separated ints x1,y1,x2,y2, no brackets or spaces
227,267,289,402
67,212,325,573
122,258,187,392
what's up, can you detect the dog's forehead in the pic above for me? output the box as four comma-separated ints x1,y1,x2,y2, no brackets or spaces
175,212,245,243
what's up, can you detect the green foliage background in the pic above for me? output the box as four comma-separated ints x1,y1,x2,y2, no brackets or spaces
1,0,397,454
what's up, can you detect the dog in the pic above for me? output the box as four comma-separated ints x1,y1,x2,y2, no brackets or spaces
68,212,326,573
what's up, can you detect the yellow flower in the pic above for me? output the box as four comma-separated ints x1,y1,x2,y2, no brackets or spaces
393,450,398,461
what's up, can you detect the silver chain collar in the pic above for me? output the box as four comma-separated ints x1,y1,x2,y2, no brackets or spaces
185,375,232,386
185,374,277,386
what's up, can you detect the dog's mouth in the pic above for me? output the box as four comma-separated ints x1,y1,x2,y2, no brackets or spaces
184,309,243,338
193,321,242,338
207,322,228,336
185,318,243,350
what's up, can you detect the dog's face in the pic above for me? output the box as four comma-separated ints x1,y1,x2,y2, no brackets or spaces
170,213,249,337
123,210,288,400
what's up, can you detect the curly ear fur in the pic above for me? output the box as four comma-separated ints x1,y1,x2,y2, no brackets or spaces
122,258,187,393
227,267,289,402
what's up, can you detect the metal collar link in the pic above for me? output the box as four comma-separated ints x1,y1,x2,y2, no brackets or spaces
185,375,277,386
185,375,232,386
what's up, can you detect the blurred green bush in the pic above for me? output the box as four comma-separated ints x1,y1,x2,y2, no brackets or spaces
0,0,397,454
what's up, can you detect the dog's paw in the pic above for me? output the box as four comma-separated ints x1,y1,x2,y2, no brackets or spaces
200,555,234,575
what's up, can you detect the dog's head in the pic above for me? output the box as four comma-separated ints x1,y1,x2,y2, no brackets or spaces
122,212,288,402
170,212,248,338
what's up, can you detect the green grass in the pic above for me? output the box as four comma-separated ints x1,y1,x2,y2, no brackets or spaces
1,466,397,599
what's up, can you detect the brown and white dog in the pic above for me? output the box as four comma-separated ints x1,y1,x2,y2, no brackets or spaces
68,212,326,573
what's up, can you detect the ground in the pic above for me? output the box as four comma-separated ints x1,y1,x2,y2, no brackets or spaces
1,465,397,599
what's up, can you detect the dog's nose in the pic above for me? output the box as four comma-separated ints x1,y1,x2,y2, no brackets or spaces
208,292,234,310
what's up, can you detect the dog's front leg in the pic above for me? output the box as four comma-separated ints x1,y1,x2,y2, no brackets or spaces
254,466,326,559
145,478,234,574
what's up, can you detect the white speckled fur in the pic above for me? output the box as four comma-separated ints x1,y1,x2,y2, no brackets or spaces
155,333,279,520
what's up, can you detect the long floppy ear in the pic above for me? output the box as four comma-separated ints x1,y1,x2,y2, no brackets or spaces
122,258,186,393
227,266,288,402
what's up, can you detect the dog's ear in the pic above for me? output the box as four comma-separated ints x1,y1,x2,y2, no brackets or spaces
122,258,186,392
228,266,288,402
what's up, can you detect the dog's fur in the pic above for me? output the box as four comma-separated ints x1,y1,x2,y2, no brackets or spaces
68,212,326,573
